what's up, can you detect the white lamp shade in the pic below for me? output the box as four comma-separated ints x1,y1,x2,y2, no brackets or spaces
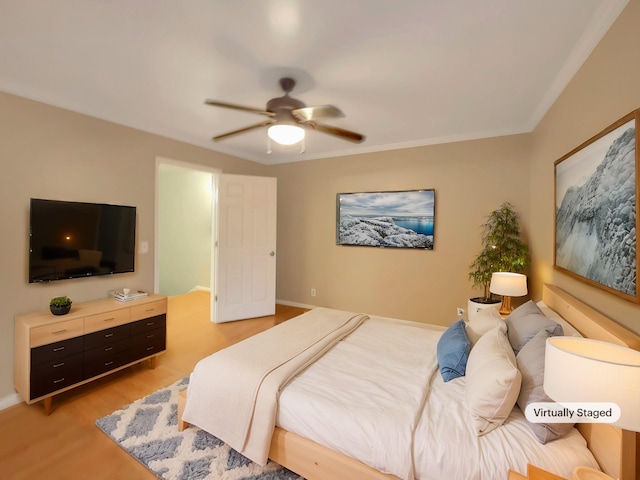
489,272,527,297
544,336,640,431
267,124,305,145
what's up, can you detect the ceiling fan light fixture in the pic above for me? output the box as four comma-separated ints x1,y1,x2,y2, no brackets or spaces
267,124,305,145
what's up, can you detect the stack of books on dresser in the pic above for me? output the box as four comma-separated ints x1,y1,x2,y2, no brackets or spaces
114,290,148,302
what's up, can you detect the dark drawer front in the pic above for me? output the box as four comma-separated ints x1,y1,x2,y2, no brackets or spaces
130,332,166,362
84,324,130,350
31,337,84,366
84,350,130,379
130,315,166,337
30,358,84,399
31,352,83,381
83,337,130,364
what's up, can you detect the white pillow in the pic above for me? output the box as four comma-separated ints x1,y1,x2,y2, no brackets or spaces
536,301,582,337
466,327,522,436
465,307,506,346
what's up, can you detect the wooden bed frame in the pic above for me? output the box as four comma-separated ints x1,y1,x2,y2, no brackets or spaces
177,284,639,480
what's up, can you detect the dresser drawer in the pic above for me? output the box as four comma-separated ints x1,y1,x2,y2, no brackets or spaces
30,365,84,399
84,308,130,334
130,300,167,321
31,336,84,366
84,324,130,350
130,315,166,336
130,337,166,362
31,352,83,383
30,317,84,348
84,350,131,379
84,337,130,363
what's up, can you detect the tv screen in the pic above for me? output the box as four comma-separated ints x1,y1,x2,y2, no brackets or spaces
29,198,136,283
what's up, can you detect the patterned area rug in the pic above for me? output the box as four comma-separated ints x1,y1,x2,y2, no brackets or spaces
96,377,304,480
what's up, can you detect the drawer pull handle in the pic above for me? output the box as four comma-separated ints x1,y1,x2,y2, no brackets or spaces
103,317,115,322
146,346,154,351
104,347,113,352
51,329,67,335
145,308,155,312
53,362,65,368
104,333,114,338
53,378,65,384
146,334,154,339
104,361,114,366
53,346,65,352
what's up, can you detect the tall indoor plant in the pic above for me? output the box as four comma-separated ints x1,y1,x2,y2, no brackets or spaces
468,202,530,308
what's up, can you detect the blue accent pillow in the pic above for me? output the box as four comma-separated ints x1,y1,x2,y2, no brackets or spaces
437,319,471,382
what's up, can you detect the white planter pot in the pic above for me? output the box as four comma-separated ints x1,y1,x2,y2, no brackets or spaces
467,298,500,322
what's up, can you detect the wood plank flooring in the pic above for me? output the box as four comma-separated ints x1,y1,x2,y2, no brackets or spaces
0,291,306,480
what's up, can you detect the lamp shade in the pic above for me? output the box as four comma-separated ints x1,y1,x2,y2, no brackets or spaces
544,336,640,431
267,124,305,145
489,272,527,297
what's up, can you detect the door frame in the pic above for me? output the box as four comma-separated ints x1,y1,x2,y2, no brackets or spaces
155,157,221,321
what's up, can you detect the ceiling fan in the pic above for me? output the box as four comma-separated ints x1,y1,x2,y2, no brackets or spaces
204,77,365,146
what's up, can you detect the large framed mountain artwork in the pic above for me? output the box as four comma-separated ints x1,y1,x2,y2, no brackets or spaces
554,109,639,303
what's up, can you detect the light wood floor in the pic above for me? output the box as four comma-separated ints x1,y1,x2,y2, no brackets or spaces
0,291,306,480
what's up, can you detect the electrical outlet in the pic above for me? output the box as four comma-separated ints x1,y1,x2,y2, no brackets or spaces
311,288,316,297
457,307,464,316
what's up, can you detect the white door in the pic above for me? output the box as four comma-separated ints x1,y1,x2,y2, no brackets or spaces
215,174,277,322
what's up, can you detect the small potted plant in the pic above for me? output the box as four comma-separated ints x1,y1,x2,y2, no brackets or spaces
468,202,529,319
50,296,72,316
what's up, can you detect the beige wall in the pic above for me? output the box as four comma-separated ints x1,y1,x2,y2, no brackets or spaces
271,135,532,324
0,92,268,401
272,0,640,335
528,0,640,334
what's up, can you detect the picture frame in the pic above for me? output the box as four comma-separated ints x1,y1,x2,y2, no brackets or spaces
554,108,639,303
336,189,435,249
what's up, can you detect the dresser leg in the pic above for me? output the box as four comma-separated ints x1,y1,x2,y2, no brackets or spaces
43,396,52,416
150,356,157,369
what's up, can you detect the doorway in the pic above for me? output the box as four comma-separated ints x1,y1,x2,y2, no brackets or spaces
155,157,220,308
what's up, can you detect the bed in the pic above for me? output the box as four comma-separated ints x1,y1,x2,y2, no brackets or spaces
179,284,639,480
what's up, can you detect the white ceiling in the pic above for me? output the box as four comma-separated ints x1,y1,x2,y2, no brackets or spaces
0,0,629,165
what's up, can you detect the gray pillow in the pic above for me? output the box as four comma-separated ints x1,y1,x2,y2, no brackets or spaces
516,329,574,444
506,300,563,354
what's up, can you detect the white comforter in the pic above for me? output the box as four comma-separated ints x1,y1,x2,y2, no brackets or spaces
278,314,600,480
182,307,367,465
278,315,443,480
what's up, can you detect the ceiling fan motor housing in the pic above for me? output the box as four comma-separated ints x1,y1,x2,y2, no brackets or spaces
266,95,306,123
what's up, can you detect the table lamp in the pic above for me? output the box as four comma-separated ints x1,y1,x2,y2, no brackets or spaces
489,272,528,316
544,336,640,480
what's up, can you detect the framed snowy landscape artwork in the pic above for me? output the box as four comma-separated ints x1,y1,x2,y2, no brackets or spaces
336,189,435,249
554,109,639,303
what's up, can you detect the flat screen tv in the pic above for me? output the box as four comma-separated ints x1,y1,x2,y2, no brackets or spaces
29,198,136,283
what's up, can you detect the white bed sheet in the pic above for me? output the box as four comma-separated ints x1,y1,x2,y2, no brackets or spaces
278,315,442,480
277,314,600,480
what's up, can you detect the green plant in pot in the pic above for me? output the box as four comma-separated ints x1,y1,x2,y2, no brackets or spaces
50,296,72,315
468,202,529,317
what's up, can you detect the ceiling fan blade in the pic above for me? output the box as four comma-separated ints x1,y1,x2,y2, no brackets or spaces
309,122,366,143
212,120,274,141
205,100,275,117
292,105,344,122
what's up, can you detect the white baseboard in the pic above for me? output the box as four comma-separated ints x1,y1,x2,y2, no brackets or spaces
276,299,317,309
0,392,22,411
189,285,211,293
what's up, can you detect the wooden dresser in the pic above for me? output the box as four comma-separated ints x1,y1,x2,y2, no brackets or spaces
14,294,167,414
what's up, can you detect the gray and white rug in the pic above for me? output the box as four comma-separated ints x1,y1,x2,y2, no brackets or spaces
96,377,304,480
